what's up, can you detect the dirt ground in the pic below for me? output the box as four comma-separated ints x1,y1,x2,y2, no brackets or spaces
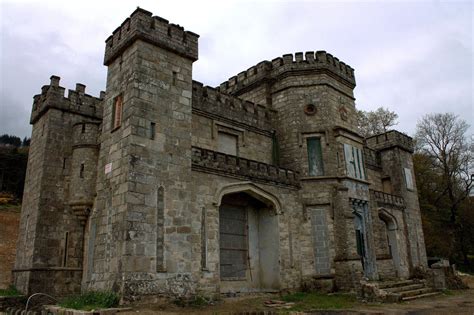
121,275,474,315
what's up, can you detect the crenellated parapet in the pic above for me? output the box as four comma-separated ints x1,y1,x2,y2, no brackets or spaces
192,81,276,134
218,51,355,95
370,189,405,210
366,130,414,153
104,7,199,65
191,147,300,187
31,76,104,124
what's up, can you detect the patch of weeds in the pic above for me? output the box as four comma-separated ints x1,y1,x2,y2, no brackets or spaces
442,289,454,296
59,291,119,311
281,292,358,311
0,285,22,296
173,295,214,308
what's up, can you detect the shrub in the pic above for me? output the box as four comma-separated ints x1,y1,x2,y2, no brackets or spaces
0,285,22,296
59,291,119,311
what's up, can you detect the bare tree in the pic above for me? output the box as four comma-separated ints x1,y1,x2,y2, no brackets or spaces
415,113,473,224
357,107,398,137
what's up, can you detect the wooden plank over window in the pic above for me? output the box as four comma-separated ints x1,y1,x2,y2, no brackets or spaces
307,138,324,176
219,205,247,280
404,168,414,191
344,144,366,180
112,95,123,130
217,132,238,156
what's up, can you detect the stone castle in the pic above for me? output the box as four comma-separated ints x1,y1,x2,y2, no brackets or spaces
14,8,427,299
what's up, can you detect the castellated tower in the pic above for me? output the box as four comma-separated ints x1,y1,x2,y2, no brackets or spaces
366,132,428,273
219,53,377,288
84,8,199,296
14,76,103,296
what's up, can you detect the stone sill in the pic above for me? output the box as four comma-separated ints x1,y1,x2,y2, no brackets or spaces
45,305,132,315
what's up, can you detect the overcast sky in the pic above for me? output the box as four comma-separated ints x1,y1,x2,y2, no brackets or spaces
0,0,472,139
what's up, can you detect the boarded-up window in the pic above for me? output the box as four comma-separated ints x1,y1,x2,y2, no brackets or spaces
382,178,393,194
307,138,324,176
344,144,366,180
112,95,123,130
217,132,238,156
310,208,331,275
404,168,414,190
219,204,247,279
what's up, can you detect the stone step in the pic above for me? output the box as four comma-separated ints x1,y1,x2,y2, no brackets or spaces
400,287,434,298
384,283,426,293
402,291,441,301
378,279,417,289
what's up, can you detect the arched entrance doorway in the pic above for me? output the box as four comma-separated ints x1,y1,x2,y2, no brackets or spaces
216,184,280,293
379,209,401,276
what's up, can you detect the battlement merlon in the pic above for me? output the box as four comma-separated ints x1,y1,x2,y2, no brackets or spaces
31,75,104,124
365,130,414,153
104,7,199,65
217,51,356,95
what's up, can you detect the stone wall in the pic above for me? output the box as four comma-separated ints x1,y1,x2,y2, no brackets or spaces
14,77,102,296
191,147,299,187
377,147,427,272
192,81,276,134
0,207,20,289
191,113,274,164
189,172,303,295
87,7,198,299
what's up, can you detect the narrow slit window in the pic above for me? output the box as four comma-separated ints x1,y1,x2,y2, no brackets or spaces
172,71,177,86
80,163,84,178
307,137,324,176
81,123,86,133
63,157,67,169
150,122,156,140
156,186,165,272
63,231,69,267
201,207,207,270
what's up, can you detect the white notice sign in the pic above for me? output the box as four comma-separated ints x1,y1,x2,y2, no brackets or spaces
105,163,112,174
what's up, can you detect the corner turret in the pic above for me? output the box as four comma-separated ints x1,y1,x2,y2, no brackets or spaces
366,130,414,153
104,7,199,65
31,75,104,124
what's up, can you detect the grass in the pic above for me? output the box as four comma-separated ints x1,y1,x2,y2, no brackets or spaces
281,292,358,311
0,285,22,296
59,291,119,311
